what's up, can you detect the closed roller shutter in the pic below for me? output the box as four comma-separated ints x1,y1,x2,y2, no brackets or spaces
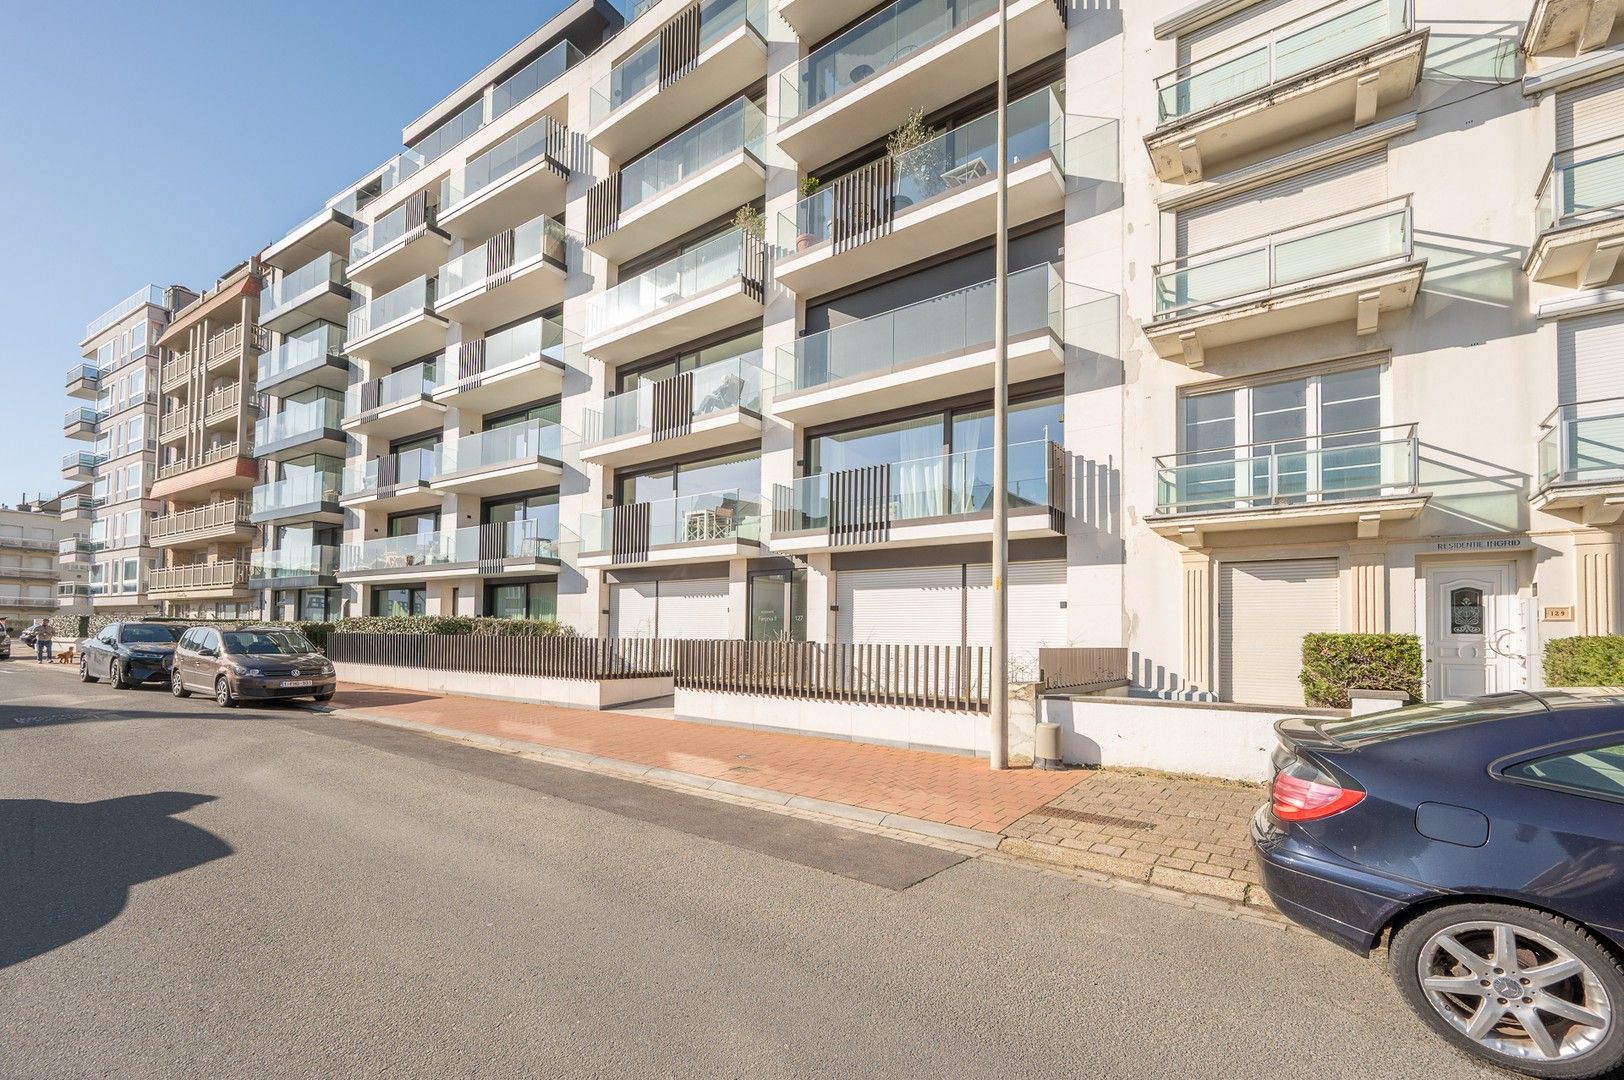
836,566,965,646
1557,72,1624,149
657,579,731,640
609,582,659,639
965,560,1069,672
1178,0,1335,65
1558,312,1624,406
1176,151,1387,255
1218,559,1340,706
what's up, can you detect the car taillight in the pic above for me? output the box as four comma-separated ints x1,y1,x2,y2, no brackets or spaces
1271,756,1364,822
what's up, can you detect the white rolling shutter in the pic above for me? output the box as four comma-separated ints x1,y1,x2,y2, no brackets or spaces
1176,152,1387,255
836,566,965,646
1557,312,1624,408
609,582,659,639
1218,559,1340,706
656,579,731,640
965,560,1069,672
1557,73,1624,149
1178,0,1336,65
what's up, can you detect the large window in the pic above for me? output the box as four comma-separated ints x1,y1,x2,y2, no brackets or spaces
387,511,439,539
615,331,762,394
616,450,761,506
807,395,1062,474
484,400,560,432
486,580,558,621
372,586,427,617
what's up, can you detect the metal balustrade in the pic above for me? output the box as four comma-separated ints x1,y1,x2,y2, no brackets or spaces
1153,425,1419,514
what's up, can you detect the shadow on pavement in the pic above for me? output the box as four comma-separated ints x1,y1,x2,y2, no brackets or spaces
0,704,202,732
329,689,441,710
0,792,231,970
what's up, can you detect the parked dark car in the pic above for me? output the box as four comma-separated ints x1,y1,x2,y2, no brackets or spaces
170,626,335,708
1254,690,1624,1077
79,622,182,688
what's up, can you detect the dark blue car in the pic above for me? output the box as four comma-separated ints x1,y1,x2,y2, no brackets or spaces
1254,690,1624,1078
79,622,182,689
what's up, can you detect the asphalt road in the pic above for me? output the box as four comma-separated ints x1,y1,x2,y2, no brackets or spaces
0,660,1505,1080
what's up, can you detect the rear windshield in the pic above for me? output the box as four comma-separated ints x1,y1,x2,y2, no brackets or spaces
1316,693,1548,747
223,630,314,656
120,624,180,644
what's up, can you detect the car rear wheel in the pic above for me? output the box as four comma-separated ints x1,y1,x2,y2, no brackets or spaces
80,657,98,683
215,676,237,709
1391,903,1624,1078
170,671,189,699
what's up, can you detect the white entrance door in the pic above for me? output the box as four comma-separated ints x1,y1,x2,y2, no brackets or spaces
1426,563,1525,700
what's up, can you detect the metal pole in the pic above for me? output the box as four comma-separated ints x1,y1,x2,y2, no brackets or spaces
990,0,1010,771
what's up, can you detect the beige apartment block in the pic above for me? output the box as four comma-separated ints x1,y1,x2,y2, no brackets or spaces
1,497,88,632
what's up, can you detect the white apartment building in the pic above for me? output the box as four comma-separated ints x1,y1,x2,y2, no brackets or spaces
239,0,1624,709
2,496,88,631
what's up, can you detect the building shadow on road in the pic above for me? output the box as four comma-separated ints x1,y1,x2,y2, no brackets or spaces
0,792,231,970
328,689,441,710
0,703,205,733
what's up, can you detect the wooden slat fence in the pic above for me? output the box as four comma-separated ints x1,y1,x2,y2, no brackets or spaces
1038,647,1130,694
673,640,992,713
329,634,671,681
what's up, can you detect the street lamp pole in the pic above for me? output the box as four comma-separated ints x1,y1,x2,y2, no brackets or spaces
989,0,1010,771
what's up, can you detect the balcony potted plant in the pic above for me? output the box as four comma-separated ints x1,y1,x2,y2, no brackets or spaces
887,107,943,212
796,176,822,252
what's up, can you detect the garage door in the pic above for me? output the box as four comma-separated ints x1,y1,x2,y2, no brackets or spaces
609,582,659,638
965,560,1069,673
836,566,965,646
657,579,730,640
1218,559,1340,706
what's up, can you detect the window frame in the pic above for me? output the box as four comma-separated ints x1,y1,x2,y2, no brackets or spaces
1490,726,1624,806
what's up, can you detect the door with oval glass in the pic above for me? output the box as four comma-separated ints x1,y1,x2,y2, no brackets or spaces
1424,562,1525,700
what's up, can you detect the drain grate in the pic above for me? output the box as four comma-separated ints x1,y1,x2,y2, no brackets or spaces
1037,805,1156,831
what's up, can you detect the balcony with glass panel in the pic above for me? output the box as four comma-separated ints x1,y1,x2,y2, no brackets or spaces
438,115,570,240
1534,400,1624,522
583,229,765,364
1146,197,1424,366
1528,135,1624,286
65,406,100,440
338,531,453,583
250,469,344,526
775,264,1066,426
588,0,768,162
339,448,444,513
254,394,346,460
261,198,358,278
346,198,451,291
776,0,1066,167
579,489,764,569
432,420,570,497
1145,0,1424,184
1145,424,1425,542
433,314,577,413
586,96,767,264
775,87,1067,298
66,362,100,400
1525,0,1621,58
261,252,352,333
257,323,348,395
583,352,778,467
435,213,570,332
249,545,341,589
345,276,448,369
342,360,445,440
60,493,103,522
61,449,104,483
59,536,103,565
778,0,874,43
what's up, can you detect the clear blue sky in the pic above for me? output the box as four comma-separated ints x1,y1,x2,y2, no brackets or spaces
0,0,583,505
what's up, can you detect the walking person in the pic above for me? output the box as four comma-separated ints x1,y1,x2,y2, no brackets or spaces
34,618,53,664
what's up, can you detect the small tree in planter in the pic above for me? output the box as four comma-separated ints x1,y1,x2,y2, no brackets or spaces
733,204,766,242
887,107,945,204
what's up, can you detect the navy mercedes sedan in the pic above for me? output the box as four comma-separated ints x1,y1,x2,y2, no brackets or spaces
1254,690,1624,1078
79,622,182,689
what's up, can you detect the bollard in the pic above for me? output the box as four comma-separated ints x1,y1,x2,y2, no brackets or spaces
1034,721,1063,770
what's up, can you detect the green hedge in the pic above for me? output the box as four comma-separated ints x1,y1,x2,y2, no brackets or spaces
1300,633,1423,709
329,615,576,638
1543,636,1624,686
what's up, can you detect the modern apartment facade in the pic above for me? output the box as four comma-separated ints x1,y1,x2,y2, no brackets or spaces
149,0,1624,710
2,496,88,631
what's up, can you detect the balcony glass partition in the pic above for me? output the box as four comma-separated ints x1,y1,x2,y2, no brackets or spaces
85,285,165,342
256,395,343,446
66,363,100,386
350,201,416,263
1539,401,1624,488
65,407,99,427
440,314,576,388
591,0,764,125
617,97,765,214
258,324,345,389
348,276,435,340
440,214,568,295
340,532,453,573
1154,425,1417,514
379,98,484,194
443,420,566,474
442,116,566,211
266,252,345,312
589,352,773,443
251,546,340,581
1538,133,1624,232
346,360,437,416
492,40,581,119
449,520,573,564
581,489,764,554
252,471,343,515
341,448,442,496
586,229,758,338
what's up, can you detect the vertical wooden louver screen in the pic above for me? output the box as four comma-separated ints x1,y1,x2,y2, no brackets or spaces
740,233,767,302
455,337,486,389
659,3,702,89
586,175,622,244
829,465,891,547
485,228,516,288
612,502,653,563
651,371,695,442
831,157,894,255
404,190,429,235
477,522,505,575
1052,0,1067,26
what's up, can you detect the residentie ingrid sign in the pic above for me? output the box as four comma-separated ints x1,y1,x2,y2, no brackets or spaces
1431,536,1532,553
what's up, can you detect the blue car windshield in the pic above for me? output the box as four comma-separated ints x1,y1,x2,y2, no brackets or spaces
120,625,180,644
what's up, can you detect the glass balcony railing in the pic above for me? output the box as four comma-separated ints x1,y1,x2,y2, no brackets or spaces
1154,425,1418,514
1153,198,1413,316
252,472,343,515
65,407,100,428
590,0,765,126
618,97,766,214
346,360,437,417
448,520,573,564
442,116,567,212
776,440,1061,532
348,276,436,341
581,489,764,555
66,362,100,387
85,285,165,342
585,229,761,338
588,352,776,444
779,86,1063,249
1537,134,1624,233
62,450,105,472
251,546,340,581
255,396,343,446
340,532,452,573
441,420,567,475
440,213,569,296
782,0,994,119
438,314,577,390
265,253,346,316
378,98,484,195
1539,401,1624,489
341,447,443,497
492,40,582,120
257,324,345,389
779,264,1063,392
1155,0,1410,123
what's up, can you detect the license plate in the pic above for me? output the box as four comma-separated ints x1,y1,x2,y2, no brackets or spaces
279,680,315,689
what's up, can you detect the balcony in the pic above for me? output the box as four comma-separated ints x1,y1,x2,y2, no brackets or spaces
148,560,251,598
347,195,452,291
261,252,352,333
438,116,570,240
1145,0,1425,183
343,362,445,439
59,536,103,564
60,493,102,522
1535,400,1624,523
585,97,767,264
254,395,346,459
1145,425,1425,544
83,285,166,346
340,449,443,512
345,276,448,369
261,200,357,276
158,408,188,443
161,356,189,391
150,499,257,549
1146,198,1424,366
0,533,55,553
583,353,777,467
257,324,348,395
57,583,93,606
1529,136,1624,286
583,229,765,364
249,546,341,589
434,314,575,413
150,445,259,501
588,0,768,162
778,0,874,42
774,87,1066,299
64,406,100,440
339,521,570,584
250,472,344,526
775,0,1066,168
772,439,1065,555
775,264,1065,426
203,383,243,427
580,489,764,569
435,213,569,332
0,593,55,614
1525,0,1621,57
65,362,100,400
432,420,569,498
204,324,267,371
62,450,104,483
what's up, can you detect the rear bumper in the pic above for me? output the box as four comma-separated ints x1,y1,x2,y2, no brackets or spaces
1252,806,1440,955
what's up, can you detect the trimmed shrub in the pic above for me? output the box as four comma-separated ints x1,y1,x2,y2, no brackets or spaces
1543,636,1624,687
329,615,575,638
1300,633,1423,709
